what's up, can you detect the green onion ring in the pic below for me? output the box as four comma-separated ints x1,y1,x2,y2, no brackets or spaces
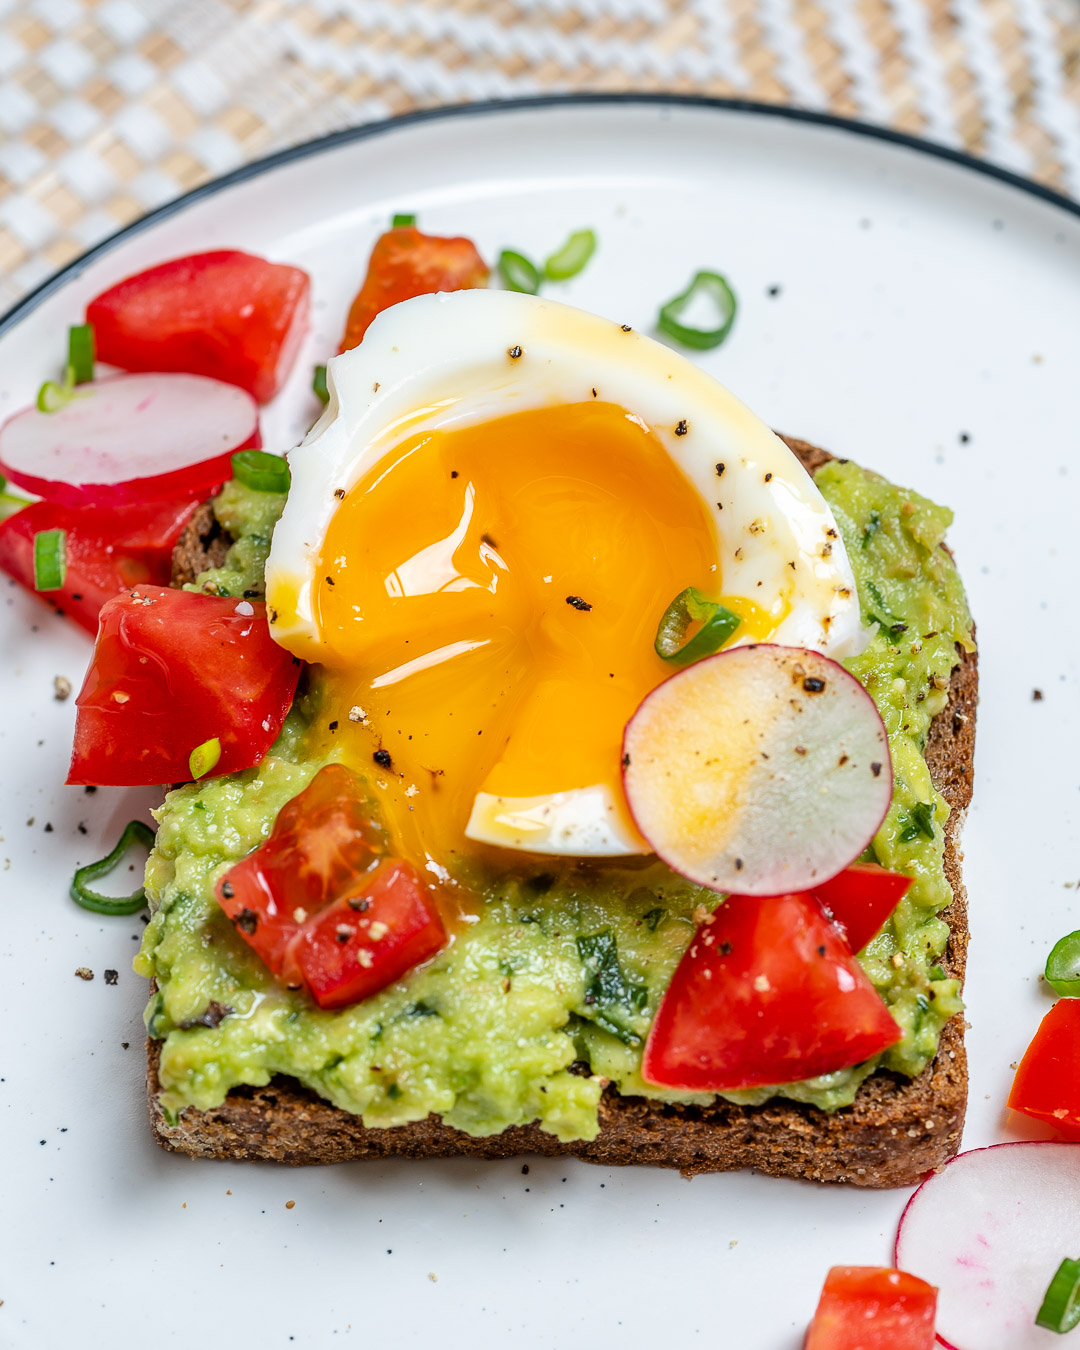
497,249,542,295
231,450,291,495
1046,931,1080,997
657,271,738,350
544,229,596,281
391,212,416,228
189,737,222,781
70,821,156,916
33,528,66,591
68,323,95,385
1036,1257,1080,1333
655,587,741,665
312,364,329,405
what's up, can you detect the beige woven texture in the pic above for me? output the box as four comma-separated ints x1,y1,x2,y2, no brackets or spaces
1,0,1079,310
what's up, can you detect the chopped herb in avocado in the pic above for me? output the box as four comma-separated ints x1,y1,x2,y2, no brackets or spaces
575,930,649,1045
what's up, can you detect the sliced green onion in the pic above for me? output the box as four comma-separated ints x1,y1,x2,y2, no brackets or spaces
899,800,935,842
498,249,542,295
1046,931,1080,997
70,820,155,916
929,964,946,981
231,450,291,494
657,271,738,350
33,528,66,591
313,364,329,405
1036,1257,1080,1333
655,587,741,665
391,212,416,228
68,323,95,384
544,228,597,281
36,365,76,414
189,737,222,781
0,476,30,523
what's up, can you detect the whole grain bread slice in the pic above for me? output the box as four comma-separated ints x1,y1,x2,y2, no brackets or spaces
149,436,975,1186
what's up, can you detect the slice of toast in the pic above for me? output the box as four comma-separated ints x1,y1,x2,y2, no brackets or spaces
148,436,975,1186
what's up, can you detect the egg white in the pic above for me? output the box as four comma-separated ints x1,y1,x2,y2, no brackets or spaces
266,289,868,857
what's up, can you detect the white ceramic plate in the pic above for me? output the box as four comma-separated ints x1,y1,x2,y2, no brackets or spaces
2,97,1078,1349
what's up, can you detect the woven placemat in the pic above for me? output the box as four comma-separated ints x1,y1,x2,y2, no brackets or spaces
2,0,1079,311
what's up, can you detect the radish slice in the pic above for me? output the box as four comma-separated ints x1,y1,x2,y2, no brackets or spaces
895,1142,1080,1349
0,372,259,507
621,644,891,896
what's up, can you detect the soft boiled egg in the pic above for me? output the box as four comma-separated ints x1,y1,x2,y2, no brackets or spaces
265,289,867,871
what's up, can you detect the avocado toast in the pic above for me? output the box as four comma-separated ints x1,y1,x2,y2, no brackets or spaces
144,434,976,1187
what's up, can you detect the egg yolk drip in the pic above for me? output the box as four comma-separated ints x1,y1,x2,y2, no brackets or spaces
310,400,760,875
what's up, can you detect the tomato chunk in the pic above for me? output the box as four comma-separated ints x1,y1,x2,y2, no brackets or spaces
642,890,903,1092
215,765,385,976
67,584,301,786
215,765,446,1008
340,226,488,351
0,497,197,634
805,1267,937,1350
1007,999,1080,1140
87,250,310,403
293,859,447,1009
813,863,911,955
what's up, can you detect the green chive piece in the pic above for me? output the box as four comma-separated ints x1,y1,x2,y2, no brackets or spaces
1036,1257,1080,1333
189,737,222,781
231,450,291,495
391,212,416,228
498,249,542,295
37,371,73,414
544,228,597,281
1046,931,1080,997
655,587,741,665
313,364,329,405
657,270,738,350
68,323,95,384
929,964,946,981
899,800,936,842
33,529,66,591
0,476,30,523
70,820,155,916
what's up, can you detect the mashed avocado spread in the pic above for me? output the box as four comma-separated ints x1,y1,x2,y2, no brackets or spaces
140,460,972,1138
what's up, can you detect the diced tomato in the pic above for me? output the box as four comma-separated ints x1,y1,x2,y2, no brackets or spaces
215,765,385,977
340,226,488,351
0,497,198,635
804,1267,937,1350
67,584,301,786
292,859,447,1009
87,250,310,403
813,863,911,955
215,765,446,1009
642,890,903,1092
1007,999,1080,1140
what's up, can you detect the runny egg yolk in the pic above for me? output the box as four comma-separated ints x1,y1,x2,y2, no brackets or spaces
309,400,769,875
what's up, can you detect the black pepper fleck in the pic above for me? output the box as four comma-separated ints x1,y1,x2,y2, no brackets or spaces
334,488,346,500
764,472,772,482
104,969,118,986
235,908,258,935
803,677,826,693
221,881,235,900
507,345,523,359
373,749,393,769
328,720,339,732
715,462,725,478
566,595,592,611
675,419,688,436
870,762,883,777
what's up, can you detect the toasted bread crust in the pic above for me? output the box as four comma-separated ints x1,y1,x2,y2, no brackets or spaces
150,436,975,1185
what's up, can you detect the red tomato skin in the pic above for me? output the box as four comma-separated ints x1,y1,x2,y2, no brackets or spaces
0,497,198,634
87,250,311,403
813,863,911,955
340,227,488,351
292,859,447,1010
804,1267,937,1350
641,890,903,1092
215,765,385,977
1007,1000,1080,1139
66,584,301,786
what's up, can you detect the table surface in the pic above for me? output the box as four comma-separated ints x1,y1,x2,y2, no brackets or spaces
1,0,1080,313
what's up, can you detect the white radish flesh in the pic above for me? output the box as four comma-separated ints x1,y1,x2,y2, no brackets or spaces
895,1142,1080,1350
0,372,259,506
621,644,891,896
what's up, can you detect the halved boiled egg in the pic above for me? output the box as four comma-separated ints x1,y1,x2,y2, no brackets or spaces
265,290,867,866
